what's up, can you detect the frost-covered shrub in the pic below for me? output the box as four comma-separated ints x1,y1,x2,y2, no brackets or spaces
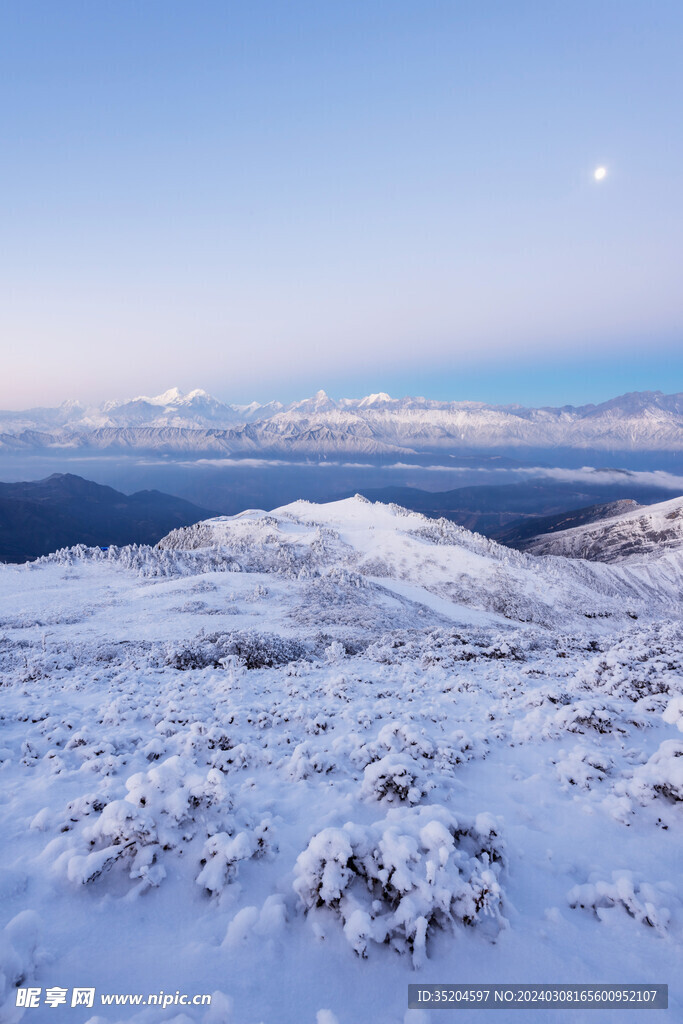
196,820,272,895
225,632,310,669
60,791,107,826
553,746,612,790
35,542,243,579
360,754,431,805
287,742,336,781
513,694,627,745
164,630,311,670
324,641,347,663
572,626,683,702
568,872,677,935
48,756,233,887
625,740,683,804
209,741,256,773
359,556,393,577
349,722,433,769
348,720,473,783
370,722,433,762
365,628,525,668
554,699,619,736
293,805,505,966
304,569,369,604
67,802,165,886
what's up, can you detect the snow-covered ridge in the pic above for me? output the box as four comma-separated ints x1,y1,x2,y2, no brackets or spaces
23,495,683,626
156,495,683,625
527,494,683,562
1,387,682,453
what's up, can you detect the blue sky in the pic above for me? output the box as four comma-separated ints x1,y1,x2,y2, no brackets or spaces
1,1,682,408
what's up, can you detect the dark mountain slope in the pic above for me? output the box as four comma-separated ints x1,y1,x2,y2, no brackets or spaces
0,473,216,562
495,499,642,549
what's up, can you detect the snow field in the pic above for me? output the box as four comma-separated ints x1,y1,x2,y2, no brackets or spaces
1,497,682,1022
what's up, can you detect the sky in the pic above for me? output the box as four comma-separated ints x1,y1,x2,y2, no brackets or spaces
1,0,682,409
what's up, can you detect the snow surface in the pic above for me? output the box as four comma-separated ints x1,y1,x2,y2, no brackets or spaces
1,497,682,1023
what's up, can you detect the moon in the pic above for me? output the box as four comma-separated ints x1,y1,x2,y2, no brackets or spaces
594,166,607,181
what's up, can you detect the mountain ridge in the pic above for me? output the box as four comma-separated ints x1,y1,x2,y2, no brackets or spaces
525,494,683,563
0,388,681,456
0,472,216,563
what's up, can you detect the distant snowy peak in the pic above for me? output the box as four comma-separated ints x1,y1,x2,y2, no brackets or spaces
0,389,682,453
145,387,186,405
526,495,683,562
134,387,217,408
117,387,236,419
357,392,395,407
286,390,339,414
66,388,250,430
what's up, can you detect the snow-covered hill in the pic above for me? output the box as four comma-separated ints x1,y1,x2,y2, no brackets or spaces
1,388,682,455
1,498,681,1023
156,496,683,626
526,495,683,563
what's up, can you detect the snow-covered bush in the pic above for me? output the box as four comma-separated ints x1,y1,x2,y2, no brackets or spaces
324,641,346,662
572,626,683,702
365,628,525,668
48,756,233,887
568,871,677,935
342,720,471,799
514,694,626,745
165,630,311,671
293,805,505,966
553,746,612,790
209,741,257,773
196,820,272,895
625,739,683,804
351,722,436,768
287,742,336,780
553,699,620,736
360,754,431,805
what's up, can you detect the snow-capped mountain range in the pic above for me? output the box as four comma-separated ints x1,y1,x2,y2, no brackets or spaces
1,387,682,455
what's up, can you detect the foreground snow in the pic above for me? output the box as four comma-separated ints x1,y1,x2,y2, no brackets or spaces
1,498,682,1023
